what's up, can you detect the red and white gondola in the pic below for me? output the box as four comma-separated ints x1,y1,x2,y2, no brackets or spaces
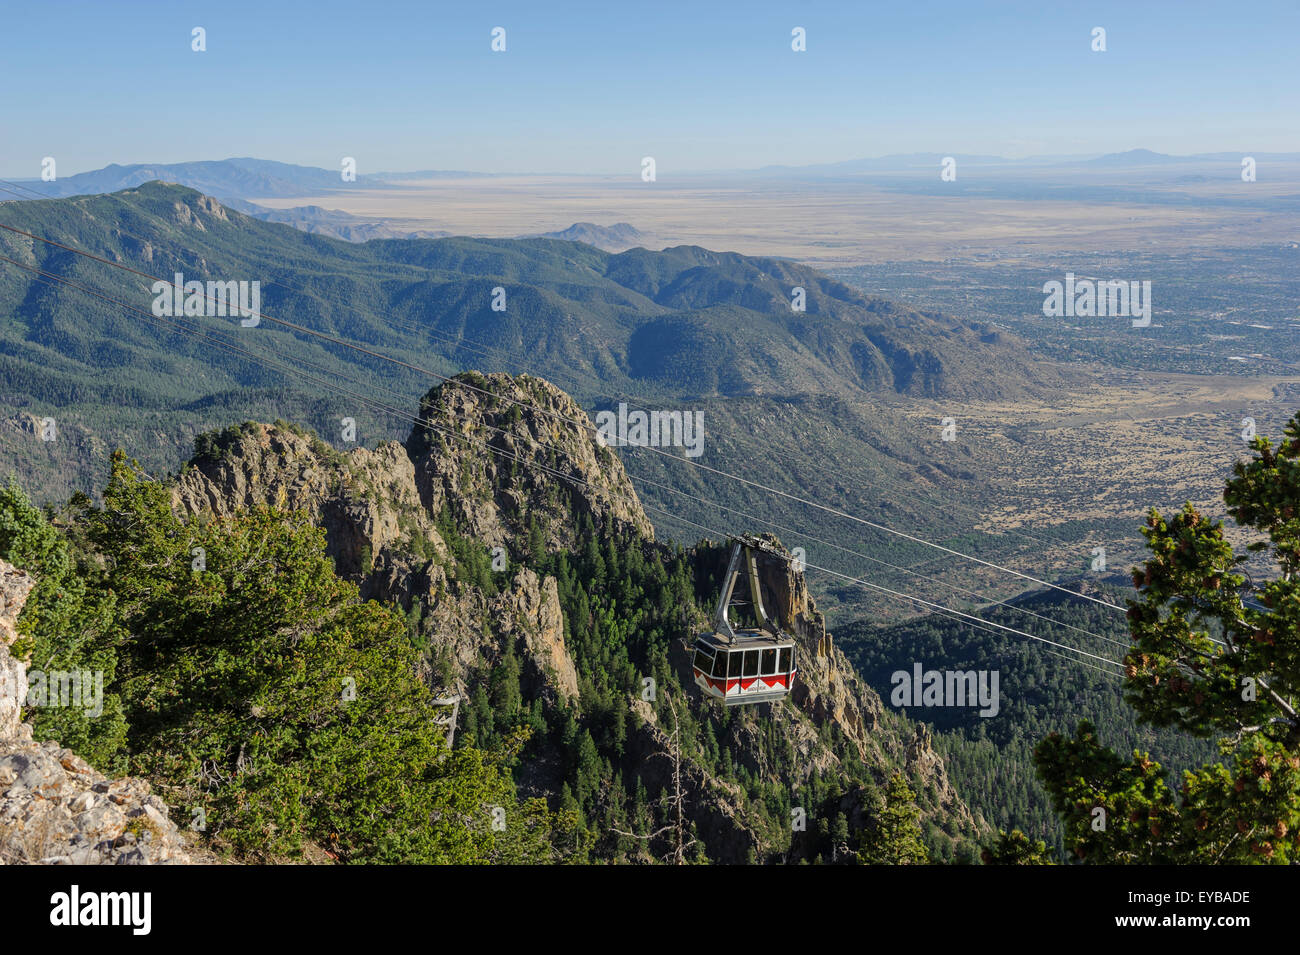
691,536,797,706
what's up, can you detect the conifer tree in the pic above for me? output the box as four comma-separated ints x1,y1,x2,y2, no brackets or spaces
858,773,929,864
1036,414,1300,863
980,828,1054,865
0,479,127,770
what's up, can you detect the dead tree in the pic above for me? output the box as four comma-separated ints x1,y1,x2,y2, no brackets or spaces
611,697,697,865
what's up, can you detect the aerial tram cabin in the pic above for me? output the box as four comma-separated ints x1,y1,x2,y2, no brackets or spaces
692,537,797,706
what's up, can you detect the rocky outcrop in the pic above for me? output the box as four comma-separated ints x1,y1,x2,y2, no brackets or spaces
905,722,975,831
173,373,653,588
0,559,202,865
168,195,229,230
412,566,579,707
0,563,35,740
766,541,881,757
171,374,635,708
173,422,448,593
408,372,655,548
167,372,974,859
491,569,579,703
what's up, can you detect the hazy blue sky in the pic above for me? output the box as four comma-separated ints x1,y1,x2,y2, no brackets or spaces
4,0,1297,177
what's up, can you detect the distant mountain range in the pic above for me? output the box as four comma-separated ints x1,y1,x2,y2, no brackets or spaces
7,159,646,249
15,158,400,200
747,148,1300,177
11,158,495,201
17,151,1300,201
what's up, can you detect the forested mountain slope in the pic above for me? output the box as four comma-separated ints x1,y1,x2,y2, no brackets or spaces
0,183,1072,510
837,588,1221,858
0,371,983,862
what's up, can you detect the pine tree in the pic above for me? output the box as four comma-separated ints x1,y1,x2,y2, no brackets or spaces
575,729,601,807
980,828,1054,864
0,479,127,770
1036,413,1300,863
858,773,929,865
490,645,523,729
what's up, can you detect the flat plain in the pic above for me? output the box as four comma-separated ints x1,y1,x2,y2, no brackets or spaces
252,164,1300,266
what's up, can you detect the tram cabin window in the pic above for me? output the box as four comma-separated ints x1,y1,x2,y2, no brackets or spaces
712,653,729,678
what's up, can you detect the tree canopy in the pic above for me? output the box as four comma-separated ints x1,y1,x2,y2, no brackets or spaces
1035,414,1300,863
54,451,579,863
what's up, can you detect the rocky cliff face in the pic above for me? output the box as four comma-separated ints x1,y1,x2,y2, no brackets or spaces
173,422,446,590
171,374,595,707
167,370,976,859
0,563,34,743
406,372,655,548
0,560,201,865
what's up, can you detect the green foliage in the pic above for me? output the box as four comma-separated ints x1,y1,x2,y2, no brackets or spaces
839,592,1215,860
981,828,1054,865
434,502,501,595
192,421,262,464
0,477,127,770
857,773,928,864
1035,413,1300,863
78,451,568,863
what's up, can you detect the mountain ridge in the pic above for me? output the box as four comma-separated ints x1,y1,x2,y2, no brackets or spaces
123,371,979,860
